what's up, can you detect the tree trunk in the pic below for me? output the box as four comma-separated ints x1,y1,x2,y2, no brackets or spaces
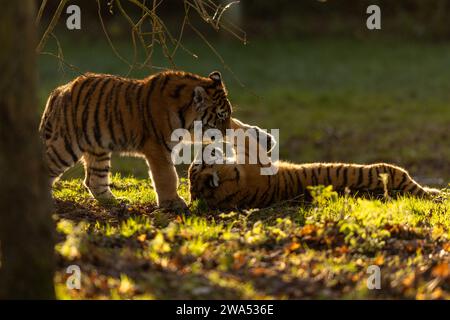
0,0,55,299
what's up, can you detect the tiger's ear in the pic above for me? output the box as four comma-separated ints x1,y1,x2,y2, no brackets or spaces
194,86,207,112
207,171,220,188
209,71,222,83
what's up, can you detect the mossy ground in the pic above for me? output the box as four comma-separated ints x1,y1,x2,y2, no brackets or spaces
53,175,450,299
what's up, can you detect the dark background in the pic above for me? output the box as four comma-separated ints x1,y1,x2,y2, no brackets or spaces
37,0,450,184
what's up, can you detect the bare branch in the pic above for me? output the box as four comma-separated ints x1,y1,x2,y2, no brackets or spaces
36,0,68,53
35,0,48,26
36,0,246,84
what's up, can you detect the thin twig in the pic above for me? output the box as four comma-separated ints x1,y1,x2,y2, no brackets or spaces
36,0,68,53
97,0,132,68
35,0,48,26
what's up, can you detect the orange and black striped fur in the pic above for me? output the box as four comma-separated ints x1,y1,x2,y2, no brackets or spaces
189,160,441,210
39,70,241,212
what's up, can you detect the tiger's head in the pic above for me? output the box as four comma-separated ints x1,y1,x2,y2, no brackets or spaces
189,161,247,209
186,72,277,155
189,71,232,135
188,144,271,209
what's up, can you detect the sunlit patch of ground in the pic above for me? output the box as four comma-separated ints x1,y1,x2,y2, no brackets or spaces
53,176,450,299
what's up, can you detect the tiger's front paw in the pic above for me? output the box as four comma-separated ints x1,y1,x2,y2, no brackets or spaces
159,197,190,214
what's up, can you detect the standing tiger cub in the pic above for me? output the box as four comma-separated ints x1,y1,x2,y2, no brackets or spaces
189,159,442,210
40,70,239,212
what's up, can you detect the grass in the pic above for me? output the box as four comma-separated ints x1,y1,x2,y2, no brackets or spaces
53,175,450,299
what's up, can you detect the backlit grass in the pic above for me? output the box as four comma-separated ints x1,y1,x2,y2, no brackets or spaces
53,176,450,299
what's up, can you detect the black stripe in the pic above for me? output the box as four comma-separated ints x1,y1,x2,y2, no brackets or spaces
95,183,112,188
184,73,202,81
267,175,278,205
136,84,144,111
326,166,332,186
63,135,78,163
145,77,159,139
408,184,420,195
398,173,410,190
311,168,318,185
342,167,348,187
247,188,260,207
125,82,134,117
286,170,296,198
216,191,240,207
317,165,322,181
202,112,213,125
368,167,374,189
356,167,364,188
171,84,187,98
278,171,285,200
117,107,128,148
47,151,64,171
81,78,103,147
160,75,171,93
96,155,111,162
109,82,124,147
91,172,108,178
167,114,175,135
281,170,291,199
48,170,60,177
117,83,129,147
49,145,70,167
146,78,172,153
73,77,94,127
90,167,110,173
90,151,108,157
178,110,186,130
137,83,150,147
234,167,240,183
94,78,111,148
178,95,194,129
389,167,396,183
64,92,83,155
300,168,307,187
62,93,72,137
374,167,380,188
205,82,219,90
385,166,393,187
335,166,342,187
295,170,304,193
212,90,222,99
260,175,272,206
105,81,117,123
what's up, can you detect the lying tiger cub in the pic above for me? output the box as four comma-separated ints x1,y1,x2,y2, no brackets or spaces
189,151,441,210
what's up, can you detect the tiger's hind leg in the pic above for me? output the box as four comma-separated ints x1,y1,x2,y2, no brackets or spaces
44,137,82,186
82,152,115,202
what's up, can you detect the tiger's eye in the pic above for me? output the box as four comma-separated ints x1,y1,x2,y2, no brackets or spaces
217,111,228,120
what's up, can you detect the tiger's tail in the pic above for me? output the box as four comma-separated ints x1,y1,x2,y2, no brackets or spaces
401,179,441,199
